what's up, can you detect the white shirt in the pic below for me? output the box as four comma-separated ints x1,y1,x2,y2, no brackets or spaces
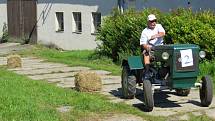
140,24,165,45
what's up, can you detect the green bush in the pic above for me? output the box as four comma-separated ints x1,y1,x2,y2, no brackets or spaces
162,8,215,60
0,23,9,43
96,8,215,62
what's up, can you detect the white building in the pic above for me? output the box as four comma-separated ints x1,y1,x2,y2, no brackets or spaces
36,0,118,50
0,0,215,50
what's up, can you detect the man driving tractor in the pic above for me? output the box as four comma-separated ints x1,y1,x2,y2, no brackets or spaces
140,14,166,79
121,14,213,111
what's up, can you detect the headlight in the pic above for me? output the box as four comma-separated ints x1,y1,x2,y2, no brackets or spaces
162,52,169,60
199,51,206,58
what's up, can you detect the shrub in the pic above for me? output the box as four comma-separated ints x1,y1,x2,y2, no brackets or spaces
162,8,215,60
0,23,9,43
96,8,215,62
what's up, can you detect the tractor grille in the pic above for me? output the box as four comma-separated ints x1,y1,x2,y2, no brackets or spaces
175,52,198,71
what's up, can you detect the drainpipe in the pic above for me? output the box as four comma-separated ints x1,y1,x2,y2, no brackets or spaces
118,0,125,13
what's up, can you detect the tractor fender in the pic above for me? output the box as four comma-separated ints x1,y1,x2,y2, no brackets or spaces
122,56,144,70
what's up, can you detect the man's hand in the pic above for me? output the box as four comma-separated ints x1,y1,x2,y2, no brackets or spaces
144,44,152,52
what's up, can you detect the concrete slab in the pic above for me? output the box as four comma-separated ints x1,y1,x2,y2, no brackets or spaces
15,67,80,75
0,57,44,66
56,83,75,88
90,70,112,75
0,43,20,48
28,72,77,80
205,108,215,120
0,44,32,56
101,76,121,85
56,106,72,113
102,114,144,121
47,77,75,84
21,63,68,68
0,61,6,65
9,64,68,71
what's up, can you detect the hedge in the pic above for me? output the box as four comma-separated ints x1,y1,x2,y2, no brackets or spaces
96,8,215,62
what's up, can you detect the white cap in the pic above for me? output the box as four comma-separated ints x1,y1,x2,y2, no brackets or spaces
147,14,156,21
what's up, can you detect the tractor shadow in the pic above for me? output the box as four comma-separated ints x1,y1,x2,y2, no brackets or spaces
110,88,201,112
133,89,180,112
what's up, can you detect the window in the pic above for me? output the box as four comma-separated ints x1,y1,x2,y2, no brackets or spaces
72,12,82,33
92,12,101,34
55,12,64,32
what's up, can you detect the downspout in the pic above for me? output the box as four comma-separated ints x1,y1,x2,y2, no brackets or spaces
118,0,125,13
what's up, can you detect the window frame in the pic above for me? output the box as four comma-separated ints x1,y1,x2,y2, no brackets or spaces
91,12,101,34
55,12,64,32
72,12,82,33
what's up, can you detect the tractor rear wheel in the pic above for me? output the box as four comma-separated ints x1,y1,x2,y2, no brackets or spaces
175,89,190,96
200,75,213,107
143,80,154,111
121,66,136,99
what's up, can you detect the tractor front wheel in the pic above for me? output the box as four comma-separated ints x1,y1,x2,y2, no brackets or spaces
200,75,213,107
121,66,136,99
143,80,154,111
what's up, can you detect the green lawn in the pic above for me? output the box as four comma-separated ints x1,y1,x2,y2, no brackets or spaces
0,67,165,121
199,60,215,94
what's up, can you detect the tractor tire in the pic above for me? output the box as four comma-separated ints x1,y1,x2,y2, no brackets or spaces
200,75,213,107
121,66,136,99
175,89,190,96
143,80,154,112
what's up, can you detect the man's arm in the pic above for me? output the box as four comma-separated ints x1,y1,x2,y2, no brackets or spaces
150,32,165,40
144,31,165,50
150,24,165,40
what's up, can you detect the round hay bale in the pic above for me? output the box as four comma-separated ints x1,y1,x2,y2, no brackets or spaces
75,71,102,92
7,54,22,68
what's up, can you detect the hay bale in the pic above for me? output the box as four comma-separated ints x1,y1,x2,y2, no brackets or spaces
74,71,102,92
7,54,22,68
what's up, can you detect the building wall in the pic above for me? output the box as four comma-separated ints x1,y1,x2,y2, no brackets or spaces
125,0,215,12
0,0,7,37
37,0,117,50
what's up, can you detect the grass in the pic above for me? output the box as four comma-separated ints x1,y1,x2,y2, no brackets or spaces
188,114,213,121
0,67,165,121
18,45,121,75
170,112,214,121
199,59,215,94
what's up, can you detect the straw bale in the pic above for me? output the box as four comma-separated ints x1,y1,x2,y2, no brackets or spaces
7,54,22,68
75,71,102,92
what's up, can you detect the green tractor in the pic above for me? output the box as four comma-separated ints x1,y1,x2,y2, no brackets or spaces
121,44,213,111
